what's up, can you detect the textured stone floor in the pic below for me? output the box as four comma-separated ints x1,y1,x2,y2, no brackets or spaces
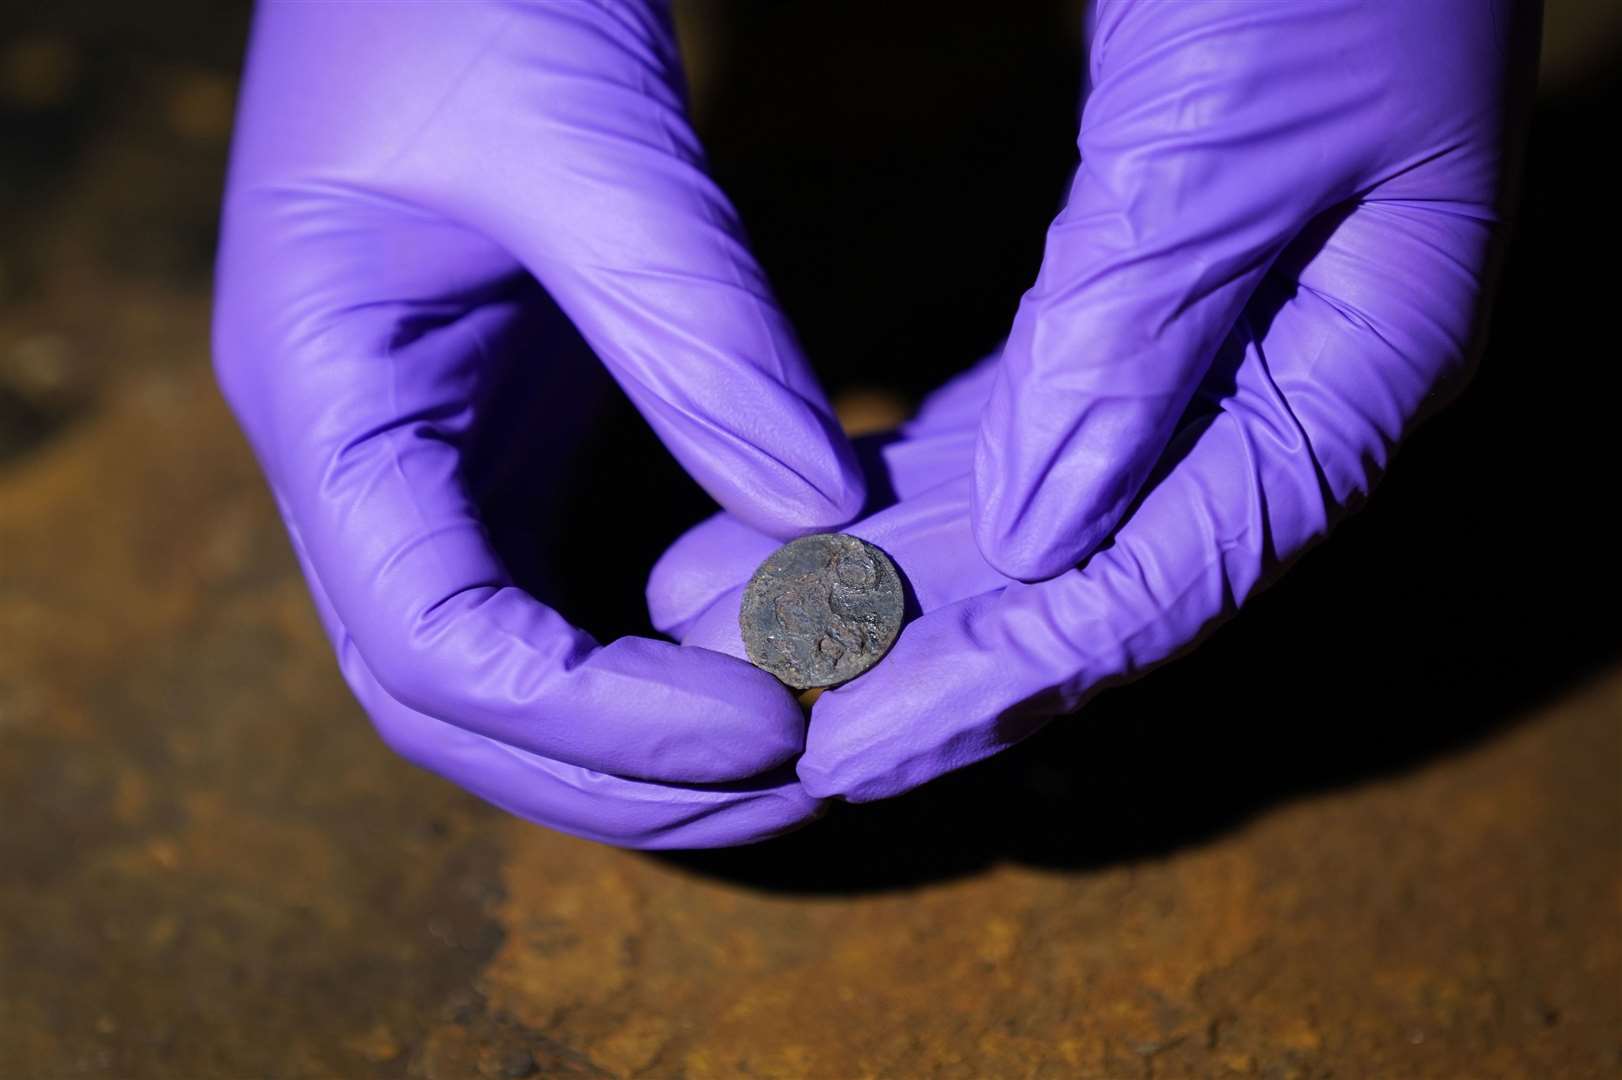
3,6,1620,1078
2,355,1618,1079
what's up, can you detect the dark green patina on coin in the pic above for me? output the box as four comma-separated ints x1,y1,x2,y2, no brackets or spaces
739,533,904,690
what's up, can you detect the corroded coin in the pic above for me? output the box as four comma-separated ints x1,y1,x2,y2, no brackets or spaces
739,533,904,690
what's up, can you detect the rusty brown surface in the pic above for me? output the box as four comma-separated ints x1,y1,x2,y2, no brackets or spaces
2,357,1619,1078
4,7,1622,1079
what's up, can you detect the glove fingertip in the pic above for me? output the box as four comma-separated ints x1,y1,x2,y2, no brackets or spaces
971,516,1109,583
795,752,895,804
722,450,866,539
970,458,1116,583
793,755,845,801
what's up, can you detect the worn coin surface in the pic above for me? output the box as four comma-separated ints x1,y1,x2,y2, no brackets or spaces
739,533,904,690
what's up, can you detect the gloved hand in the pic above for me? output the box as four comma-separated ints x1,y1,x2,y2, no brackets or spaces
648,1,1531,802
212,2,864,847
971,0,1530,581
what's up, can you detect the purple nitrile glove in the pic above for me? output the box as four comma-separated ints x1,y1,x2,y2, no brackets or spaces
649,1,1532,802
212,2,864,847
973,0,1532,581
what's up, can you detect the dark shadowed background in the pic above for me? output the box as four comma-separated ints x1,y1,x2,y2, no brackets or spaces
3,2,1619,1077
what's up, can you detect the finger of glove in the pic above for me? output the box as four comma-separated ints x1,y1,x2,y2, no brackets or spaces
808,195,1495,801
350,641,824,850
378,701,824,850
646,415,985,639
645,356,1012,642
1264,195,1497,507
646,351,1014,638
973,2,1383,581
236,294,808,784
286,521,822,848
406,2,863,536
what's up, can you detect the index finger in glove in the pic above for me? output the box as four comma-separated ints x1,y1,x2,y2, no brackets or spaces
973,1,1501,580
229,296,810,785
236,1,863,537
286,519,823,848
647,360,1005,639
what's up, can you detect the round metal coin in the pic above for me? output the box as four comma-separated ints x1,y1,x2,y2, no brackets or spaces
739,533,904,690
